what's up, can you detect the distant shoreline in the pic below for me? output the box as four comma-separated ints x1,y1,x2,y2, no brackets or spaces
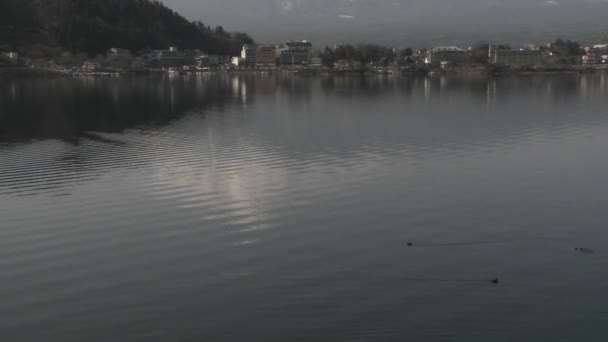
2,65,607,79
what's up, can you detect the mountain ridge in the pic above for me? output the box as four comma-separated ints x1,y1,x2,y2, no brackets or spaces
0,0,254,56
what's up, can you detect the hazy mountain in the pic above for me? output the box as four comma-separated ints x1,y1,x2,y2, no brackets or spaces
163,0,608,46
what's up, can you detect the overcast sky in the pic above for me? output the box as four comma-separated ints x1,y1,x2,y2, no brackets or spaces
163,0,608,46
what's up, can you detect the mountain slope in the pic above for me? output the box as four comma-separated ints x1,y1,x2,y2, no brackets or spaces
0,0,253,55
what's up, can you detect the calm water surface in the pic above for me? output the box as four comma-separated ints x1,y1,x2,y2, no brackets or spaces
1,73,608,341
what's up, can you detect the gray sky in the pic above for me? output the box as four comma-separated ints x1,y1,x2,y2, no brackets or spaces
163,0,608,46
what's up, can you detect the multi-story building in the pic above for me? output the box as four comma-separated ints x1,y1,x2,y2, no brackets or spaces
489,46,543,67
310,57,323,67
255,45,277,67
82,61,101,72
0,51,19,65
4,52,18,61
157,47,183,67
196,54,222,68
582,50,608,65
426,46,466,65
107,48,132,58
130,58,146,70
148,47,199,68
195,55,210,68
241,44,257,66
231,57,245,67
106,48,133,68
279,41,313,65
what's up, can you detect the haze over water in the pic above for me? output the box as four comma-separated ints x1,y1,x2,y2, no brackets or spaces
1,73,608,341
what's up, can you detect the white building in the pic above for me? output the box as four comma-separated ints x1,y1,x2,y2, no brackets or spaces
241,44,257,66
231,57,245,67
582,50,608,65
1,51,18,64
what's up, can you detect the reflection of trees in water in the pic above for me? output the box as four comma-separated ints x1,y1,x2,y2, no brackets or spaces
0,74,239,143
2,73,607,144
2,72,608,197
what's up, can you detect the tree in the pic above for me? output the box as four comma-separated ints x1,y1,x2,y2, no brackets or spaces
214,26,229,38
551,38,581,56
320,46,335,67
470,42,490,65
232,32,254,45
551,38,582,64
399,48,414,58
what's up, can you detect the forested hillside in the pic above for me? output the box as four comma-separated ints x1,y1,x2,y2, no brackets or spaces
0,0,253,56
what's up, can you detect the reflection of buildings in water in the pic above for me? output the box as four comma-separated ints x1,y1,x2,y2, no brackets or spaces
424,77,431,102
255,76,278,95
421,76,453,102
156,78,166,105
486,78,497,109
440,76,448,91
427,74,608,106
319,75,396,100
169,77,176,110
111,83,120,106
230,76,249,105
241,80,247,105
540,76,552,99
195,74,204,94
5,73,608,144
579,73,607,98
580,75,589,97
10,81,17,102
231,76,240,100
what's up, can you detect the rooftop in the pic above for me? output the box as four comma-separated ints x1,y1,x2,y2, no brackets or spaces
286,41,312,48
495,49,542,55
430,46,465,53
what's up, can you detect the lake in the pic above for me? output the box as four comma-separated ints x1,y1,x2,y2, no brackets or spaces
1,72,608,341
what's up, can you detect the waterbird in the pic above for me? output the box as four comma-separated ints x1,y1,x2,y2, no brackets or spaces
574,248,595,254
491,278,499,284
407,242,414,247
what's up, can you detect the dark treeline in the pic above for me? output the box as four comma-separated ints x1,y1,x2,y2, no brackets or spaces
320,38,586,68
319,44,415,67
0,0,254,57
